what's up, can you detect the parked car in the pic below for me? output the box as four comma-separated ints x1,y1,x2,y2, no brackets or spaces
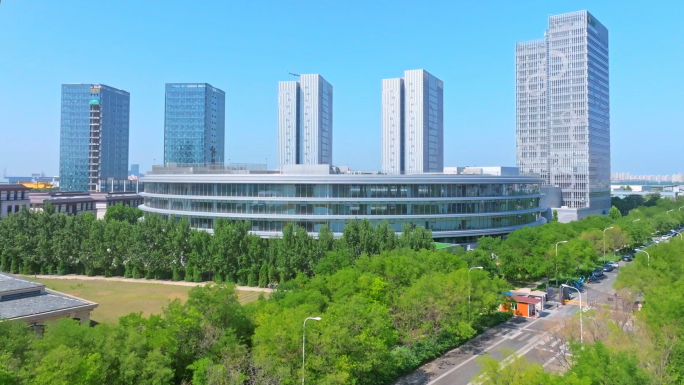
602,264,615,272
608,261,620,268
592,269,605,278
622,255,634,262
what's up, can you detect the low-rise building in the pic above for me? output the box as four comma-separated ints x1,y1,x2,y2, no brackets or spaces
510,288,547,314
500,295,541,318
443,166,520,176
141,163,546,247
30,191,144,218
0,273,98,328
0,184,30,217
609,185,679,200
610,185,652,192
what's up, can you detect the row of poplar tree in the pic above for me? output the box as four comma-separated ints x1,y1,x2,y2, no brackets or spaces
0,202,434,286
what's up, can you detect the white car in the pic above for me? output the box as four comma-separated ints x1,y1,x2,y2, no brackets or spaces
608,261,619,268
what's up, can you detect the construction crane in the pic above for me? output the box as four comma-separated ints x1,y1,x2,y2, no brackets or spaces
287,72,300,77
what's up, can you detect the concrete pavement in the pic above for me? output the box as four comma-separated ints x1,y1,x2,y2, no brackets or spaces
394,308,572,385
394,261,625,385
20,274,274,293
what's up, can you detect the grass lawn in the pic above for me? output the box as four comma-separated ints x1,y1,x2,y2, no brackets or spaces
435,242,454,250
31,278,267,324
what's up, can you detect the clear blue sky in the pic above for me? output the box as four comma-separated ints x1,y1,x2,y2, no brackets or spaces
1,1,682,177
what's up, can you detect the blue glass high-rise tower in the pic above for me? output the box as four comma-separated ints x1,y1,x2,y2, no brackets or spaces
164,83,226,165
60,84,130,191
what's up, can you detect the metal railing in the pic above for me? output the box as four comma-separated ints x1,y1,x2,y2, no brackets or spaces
148,162,272,175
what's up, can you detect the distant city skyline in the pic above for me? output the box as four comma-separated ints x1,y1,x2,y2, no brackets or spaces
1,2,683,176
611,172,684,183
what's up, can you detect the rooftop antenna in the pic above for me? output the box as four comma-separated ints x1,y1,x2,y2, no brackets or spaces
287,72,300,77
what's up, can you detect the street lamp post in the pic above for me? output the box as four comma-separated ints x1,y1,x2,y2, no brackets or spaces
603,227,614,261
561,284,583,346
667,209,674,214
302,317,321,385
636,249,650,267
468,267,483,321
555,241,568,286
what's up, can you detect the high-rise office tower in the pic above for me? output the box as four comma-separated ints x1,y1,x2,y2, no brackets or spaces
164,83,225,165
278,74,333,166
516,11,610,211
381,78,404,174
129,164,140,177
381,70,443,174
60,84,130,191
278,81,300,166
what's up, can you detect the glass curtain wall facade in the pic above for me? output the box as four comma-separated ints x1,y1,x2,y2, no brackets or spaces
404,70,444,174
164,83,226,165
60,84,130,191
277,74,333,167
140,174,544,242
516,11,610,211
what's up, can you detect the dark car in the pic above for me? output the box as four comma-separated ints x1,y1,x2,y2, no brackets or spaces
622,255,633,262
602,264,615,272
592,269,605,278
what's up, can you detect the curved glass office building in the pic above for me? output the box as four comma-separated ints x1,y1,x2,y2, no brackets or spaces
140,164,545,244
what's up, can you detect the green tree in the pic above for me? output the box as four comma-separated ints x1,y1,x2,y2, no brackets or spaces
104,203,143,224
476,351,587,385
258,262,269,287
609,205,622,220
565,341,650,385
317,224,335,256
0,321,33,384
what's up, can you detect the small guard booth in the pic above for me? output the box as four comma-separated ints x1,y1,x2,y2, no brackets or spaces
500,295,541,318
511,288,547,313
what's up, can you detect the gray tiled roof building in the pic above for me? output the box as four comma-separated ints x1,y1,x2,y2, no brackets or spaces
0,273,98,326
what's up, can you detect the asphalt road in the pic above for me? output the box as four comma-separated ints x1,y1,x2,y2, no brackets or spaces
394,263,623,385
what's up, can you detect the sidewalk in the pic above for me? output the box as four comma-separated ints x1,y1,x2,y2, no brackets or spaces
20,274,273,293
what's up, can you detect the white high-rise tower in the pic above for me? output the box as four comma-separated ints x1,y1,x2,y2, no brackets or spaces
277,74,333,167
381,70,443,174
516,11,610,212
277,81,300,166
381,78,404,174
